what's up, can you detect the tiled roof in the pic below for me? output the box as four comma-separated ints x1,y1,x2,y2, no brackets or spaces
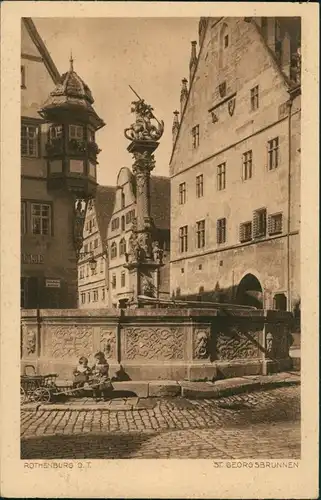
40,64,105,129
150,175,170,230
94,185,116,245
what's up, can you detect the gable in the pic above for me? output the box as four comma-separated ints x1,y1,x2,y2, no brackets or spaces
170,17,291,177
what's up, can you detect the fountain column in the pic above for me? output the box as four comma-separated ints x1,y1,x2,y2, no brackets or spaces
124,97,165,306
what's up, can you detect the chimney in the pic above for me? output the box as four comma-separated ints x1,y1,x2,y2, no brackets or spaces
172,110,180,144
189,41,198,83
281,31,291,78
180,78,188,114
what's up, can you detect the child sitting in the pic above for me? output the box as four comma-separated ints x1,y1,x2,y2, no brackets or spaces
73,356,91,390
91,351,112,401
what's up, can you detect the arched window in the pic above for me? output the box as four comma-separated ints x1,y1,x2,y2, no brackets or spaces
119,238,126,256
273,293,287,311
110,241,117,259
121,215,125,231
219,23,229,69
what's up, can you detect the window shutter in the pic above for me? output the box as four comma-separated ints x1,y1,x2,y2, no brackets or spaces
239,223,244,242
267,214,273,235
262,209,267,235
253,211,258,238
216,219,220,243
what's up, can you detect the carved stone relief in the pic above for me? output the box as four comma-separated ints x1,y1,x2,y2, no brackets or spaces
23,327,37,356
124,327,184,360
269,323,289,359
99,328,117,359
49,325,94,359
193,328,210,359
216,325,261,360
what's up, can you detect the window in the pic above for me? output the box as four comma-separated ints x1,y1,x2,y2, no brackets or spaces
217,218,226,244
121,191,125,209
21,123,39,157
196,220,205,249
31,203,51,235
89,241,93,252
86,265,89,277
69,125,83,140
242,150,253,180
250,85,259,111
126,209,135,224
110,242,117,259
48,125,63,142
192,125,200,149
121,271,126,288
217,163,226,191
94,238,98,249
268,213,283,235
100,258,104,273
93,289,99,302
267,137,279,170
21,202,26,234
239,221,252,242
92,217,96,228
196,175,203,198
88,129,95,142
84,244,88,253
224,34,229,48
119,238,126,256
179,226,188,253
253,208,267,238
111,218,120,231
87,292,91,303
88,220,92,233
179,182,186,205
102,288,105,301
273,293,287,311
21,65,26,88
81,293,86,304
218,81,227,98
112,274,116,289
79,266,85,279
121,215,125,231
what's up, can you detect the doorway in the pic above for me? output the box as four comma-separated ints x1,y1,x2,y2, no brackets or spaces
235,273,263,309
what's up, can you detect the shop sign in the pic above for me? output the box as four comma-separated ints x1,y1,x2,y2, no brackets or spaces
45,279,61,288
22,254,44,264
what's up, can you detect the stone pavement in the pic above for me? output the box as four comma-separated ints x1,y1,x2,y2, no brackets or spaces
21,385,300,459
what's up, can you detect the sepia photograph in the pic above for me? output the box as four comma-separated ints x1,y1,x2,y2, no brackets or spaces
20,14,302,461
0,2,319,498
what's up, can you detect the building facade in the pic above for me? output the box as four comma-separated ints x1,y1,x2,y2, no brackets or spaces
21,18,104,308
170,17,301,312
107,167,170,308
78,186,116,308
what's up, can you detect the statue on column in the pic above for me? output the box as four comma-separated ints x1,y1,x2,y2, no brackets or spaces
124,93,164,143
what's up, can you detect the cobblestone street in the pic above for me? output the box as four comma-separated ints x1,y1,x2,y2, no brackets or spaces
21,386,300,459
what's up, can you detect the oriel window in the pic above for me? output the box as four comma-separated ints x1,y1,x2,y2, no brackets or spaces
179,226,188,253
242,150,253,180
192,125,200,149
31,203,51,235
179,182,186,204
21,123,39,157
196,220,205,248
196,175,204,198
250,85,259,111
217,163,226,191
217,218,226,244
268,137,279,170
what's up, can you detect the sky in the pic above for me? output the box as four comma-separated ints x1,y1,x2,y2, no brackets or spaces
34,17,199,186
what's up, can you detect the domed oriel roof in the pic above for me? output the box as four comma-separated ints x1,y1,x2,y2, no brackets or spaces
39,56,105,130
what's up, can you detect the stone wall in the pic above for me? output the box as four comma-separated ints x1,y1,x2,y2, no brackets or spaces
21,308,293,381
